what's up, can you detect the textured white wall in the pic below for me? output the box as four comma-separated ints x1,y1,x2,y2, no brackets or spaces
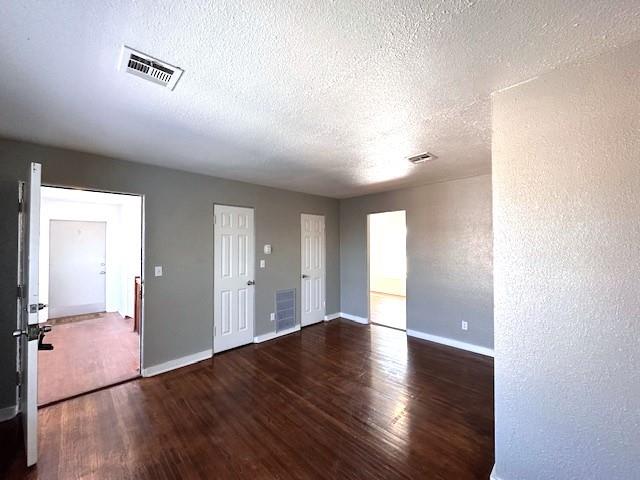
492,41,640,479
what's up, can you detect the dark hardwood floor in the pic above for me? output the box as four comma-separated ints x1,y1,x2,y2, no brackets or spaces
4,319,494,479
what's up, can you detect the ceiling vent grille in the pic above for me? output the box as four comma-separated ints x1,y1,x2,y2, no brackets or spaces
118,46,183,90
408,152,437,164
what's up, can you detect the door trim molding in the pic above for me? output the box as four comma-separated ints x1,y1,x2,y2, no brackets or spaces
141,348,212,377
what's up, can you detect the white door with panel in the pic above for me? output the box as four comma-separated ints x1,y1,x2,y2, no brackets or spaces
15,163,42,466
49,220,107,318
214,205,255,353
301,214,325,326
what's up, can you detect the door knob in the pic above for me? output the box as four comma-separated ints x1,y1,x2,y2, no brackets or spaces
99,271,106,275
247,280,255,286
301,274,309,279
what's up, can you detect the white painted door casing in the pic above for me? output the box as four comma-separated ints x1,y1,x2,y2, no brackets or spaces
301,214,326,327
214,205,255,353
21,162,41,466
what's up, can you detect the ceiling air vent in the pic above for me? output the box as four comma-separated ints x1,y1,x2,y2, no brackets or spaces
118,46,183,90
408,152,437,164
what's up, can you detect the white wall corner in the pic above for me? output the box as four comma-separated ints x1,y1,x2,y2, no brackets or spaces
339,312,369,324
406,329,494,357
324,312,340,321
254,324,301,343
141,348,212,377
0,404,18,422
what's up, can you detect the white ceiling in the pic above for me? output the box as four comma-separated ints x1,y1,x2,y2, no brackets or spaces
1,1,639,198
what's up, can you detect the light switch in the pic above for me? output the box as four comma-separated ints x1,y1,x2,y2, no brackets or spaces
154,265,163,277
260,259,266,268
263,244,272,254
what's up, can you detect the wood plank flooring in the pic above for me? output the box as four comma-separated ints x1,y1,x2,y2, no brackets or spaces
370,291,407,330
5,319,494,479
38,312,140,405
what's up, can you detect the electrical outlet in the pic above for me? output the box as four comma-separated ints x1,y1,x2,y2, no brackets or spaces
270,313,275,321
154,265,163,277
461,320,468,331
260,259,266,269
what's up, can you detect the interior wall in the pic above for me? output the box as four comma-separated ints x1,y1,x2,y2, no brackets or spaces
340,174,493,349
0,181,19,412
368,211,406,296
492,41,640,480
39,188,141,321
0,139,340,380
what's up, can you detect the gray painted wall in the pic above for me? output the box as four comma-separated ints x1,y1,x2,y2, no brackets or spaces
492,42,640,479
340,174,493,349
0,138,340,409
0,181,19,410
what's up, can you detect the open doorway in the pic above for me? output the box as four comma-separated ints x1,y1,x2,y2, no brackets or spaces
37,186,143,405
368,211,407,331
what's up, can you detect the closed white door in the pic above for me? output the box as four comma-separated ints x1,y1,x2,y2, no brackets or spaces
48,220,106,318
301,214,325,327
214,205,255,353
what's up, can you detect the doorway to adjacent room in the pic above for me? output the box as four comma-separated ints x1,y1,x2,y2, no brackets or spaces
37,186,143,405
368,210,407,331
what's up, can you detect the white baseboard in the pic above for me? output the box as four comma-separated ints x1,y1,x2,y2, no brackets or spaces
324,312,340,321
490,465,502,480
0,404,17,422
254,324,301,343
339,312,369,324
142,348,213,377
406,329,494,357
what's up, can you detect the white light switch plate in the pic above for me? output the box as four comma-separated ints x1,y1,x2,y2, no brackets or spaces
270,313,275,321
263,244,272,254
154,265,163,277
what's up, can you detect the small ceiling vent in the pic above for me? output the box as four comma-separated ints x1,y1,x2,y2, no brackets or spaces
408,152,437,164
118,46,183,90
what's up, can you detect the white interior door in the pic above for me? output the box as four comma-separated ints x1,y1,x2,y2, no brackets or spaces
214,205,255,353
48,220,106,318
301,214,325,327
20,162,41,466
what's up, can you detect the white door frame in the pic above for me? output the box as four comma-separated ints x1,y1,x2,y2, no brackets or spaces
41,184,146,376
300,213,326,327
213,204,256,353
366,210,407,330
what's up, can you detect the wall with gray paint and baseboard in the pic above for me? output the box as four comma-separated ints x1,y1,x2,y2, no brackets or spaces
492,41,640,479
339,174,493,351
0,138,340,410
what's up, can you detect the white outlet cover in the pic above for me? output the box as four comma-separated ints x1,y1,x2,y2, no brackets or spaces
154,265,163,277
270,313,275,321
461,321,468,331
260,259,266,268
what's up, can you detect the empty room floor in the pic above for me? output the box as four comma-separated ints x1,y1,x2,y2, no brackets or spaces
38,312,140,405
370,291,407,330
9,320,494,479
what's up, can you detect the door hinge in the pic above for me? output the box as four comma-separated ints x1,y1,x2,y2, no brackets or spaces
17,284,24,299
16,371,22,386
18,200,24,213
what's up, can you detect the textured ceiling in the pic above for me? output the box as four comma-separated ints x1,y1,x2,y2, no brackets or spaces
1,1,639,198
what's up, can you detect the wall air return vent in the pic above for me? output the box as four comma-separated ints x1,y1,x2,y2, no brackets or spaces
275,289,296,333
118,46,183,90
